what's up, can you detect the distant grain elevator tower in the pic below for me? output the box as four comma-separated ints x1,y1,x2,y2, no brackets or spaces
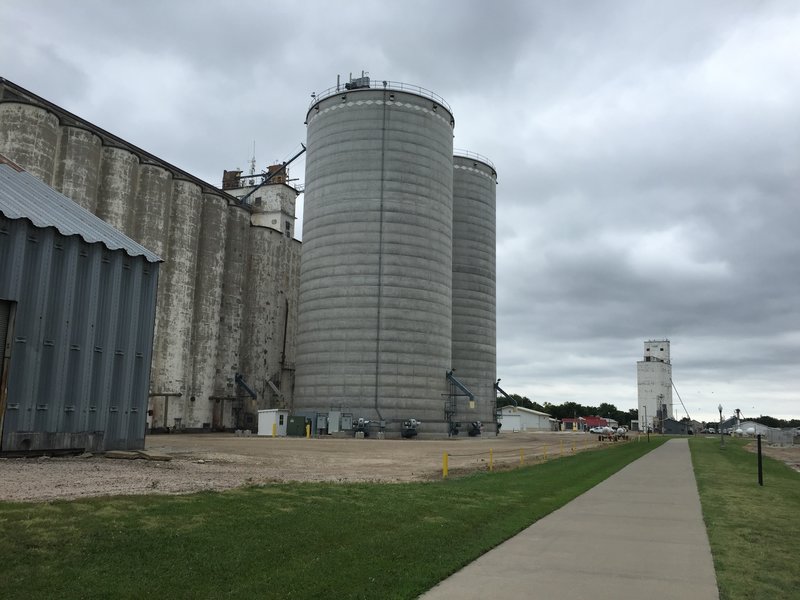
637,339,673,430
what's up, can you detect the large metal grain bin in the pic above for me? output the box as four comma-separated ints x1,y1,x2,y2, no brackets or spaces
451,151,497,429
294,78,455,431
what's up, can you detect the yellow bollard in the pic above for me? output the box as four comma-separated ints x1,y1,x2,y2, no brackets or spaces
305,423,310,439
489,448,494,472
443,452,449,479
571,441,576,454
520,448,524,465
272,423,277,438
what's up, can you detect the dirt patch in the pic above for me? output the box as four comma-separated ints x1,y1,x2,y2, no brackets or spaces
0,431,605,502
743,441,800,473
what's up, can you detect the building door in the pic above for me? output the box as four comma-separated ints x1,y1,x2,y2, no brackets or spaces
0,300,15,449
212,398,224,431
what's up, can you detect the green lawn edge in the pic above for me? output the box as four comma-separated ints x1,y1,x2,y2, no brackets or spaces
1,438,666,599
689,437,800,600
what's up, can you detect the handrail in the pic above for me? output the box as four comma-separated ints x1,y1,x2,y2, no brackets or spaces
309,78,453,115
454,148,496,171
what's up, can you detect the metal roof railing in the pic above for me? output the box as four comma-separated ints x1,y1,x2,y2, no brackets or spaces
310,78,453,115
454,148,496,171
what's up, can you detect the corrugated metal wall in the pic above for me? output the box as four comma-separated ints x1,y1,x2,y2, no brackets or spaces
0,216,158,451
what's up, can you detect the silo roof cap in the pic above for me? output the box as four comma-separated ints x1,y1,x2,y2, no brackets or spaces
309,79,453,115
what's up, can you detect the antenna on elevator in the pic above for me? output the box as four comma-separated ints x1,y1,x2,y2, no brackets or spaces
249,141,256,176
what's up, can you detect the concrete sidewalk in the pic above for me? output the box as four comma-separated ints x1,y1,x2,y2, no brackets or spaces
420,438,719,600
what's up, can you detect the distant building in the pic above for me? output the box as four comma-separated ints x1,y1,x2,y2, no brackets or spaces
663,418,690,435
561,417,586,431
498,406,555,432
637,340,673,431
584,415,619,429
0,155,160,452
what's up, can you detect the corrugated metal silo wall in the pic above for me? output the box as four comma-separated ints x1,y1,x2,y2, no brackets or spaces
295,87,455,430
0,216,158,451
451,155,497,427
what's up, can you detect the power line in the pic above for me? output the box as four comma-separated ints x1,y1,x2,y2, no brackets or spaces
671,379,691,421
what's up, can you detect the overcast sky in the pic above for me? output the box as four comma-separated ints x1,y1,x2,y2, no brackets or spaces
2,1,798,421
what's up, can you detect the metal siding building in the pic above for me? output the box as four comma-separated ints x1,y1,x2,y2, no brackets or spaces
0,160,160,452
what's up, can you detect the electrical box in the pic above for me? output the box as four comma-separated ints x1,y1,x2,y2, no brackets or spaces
316,414,328,434
328,411,341,433
341,414,353,430
287,416,308,436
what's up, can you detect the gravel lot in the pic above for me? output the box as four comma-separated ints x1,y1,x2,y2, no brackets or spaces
3,434,794,503
0,431,595,502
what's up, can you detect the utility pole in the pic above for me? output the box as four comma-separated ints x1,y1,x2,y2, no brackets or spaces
718,404,724,448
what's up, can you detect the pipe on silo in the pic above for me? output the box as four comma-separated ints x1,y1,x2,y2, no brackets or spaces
96,146,140,236
295,82,455,430
52,125,103,212
451,153,498,428
0,102,60,184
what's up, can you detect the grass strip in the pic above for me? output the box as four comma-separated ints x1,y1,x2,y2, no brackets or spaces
689,437,800,600
1,437,664,599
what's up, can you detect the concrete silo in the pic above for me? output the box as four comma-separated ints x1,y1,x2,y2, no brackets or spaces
451,151,497,430
294,77,455,432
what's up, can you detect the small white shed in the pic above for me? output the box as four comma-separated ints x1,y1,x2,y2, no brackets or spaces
257,409,289,436
498,406,554,432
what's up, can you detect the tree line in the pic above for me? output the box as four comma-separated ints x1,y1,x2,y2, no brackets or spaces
496,395,799,428
496,395,635,426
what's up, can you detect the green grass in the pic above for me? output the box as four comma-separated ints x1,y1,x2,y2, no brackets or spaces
0,438,665,599
689,437,800,600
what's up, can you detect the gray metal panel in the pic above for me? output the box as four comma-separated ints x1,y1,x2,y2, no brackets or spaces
0,163,161,263
0,301,8,354
0,213,159,451
295,84,454,427
451,153,497,426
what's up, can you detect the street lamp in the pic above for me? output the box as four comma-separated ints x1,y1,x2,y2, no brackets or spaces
718,404,724,448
